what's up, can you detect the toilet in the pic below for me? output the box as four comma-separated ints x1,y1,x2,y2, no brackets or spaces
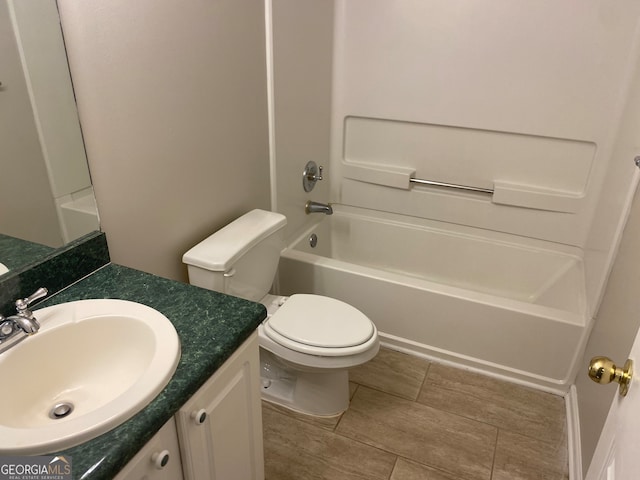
183,209,379,416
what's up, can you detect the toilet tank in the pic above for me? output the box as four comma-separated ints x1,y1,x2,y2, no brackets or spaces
182,209,287,302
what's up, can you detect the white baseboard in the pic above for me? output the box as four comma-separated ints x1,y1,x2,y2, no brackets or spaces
379,333,569,396
565,385,583,480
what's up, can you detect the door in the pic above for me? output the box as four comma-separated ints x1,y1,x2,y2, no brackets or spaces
586,329,640,480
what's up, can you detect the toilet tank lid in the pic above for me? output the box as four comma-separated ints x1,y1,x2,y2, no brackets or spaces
182,209,287,271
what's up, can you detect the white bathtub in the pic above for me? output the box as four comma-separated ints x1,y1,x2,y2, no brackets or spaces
277,205,588,392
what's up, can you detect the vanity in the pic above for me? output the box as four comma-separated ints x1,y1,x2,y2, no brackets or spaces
0,232,266,479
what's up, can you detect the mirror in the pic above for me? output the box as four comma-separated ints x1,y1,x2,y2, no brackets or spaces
0,0,99,275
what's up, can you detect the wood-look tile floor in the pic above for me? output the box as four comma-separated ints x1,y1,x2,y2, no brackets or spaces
262,347,569,480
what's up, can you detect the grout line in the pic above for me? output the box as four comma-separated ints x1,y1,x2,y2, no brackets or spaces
489,428,500,480
388,456,399,480
416,360,432,399
334,383,358,432
349,380,426,403
331,426,399,461
394,455,469,480
332,411,345,432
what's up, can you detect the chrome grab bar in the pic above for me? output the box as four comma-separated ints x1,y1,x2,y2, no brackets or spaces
409,177,494,194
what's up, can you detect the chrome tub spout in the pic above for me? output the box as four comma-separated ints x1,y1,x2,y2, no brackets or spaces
305,201,333,215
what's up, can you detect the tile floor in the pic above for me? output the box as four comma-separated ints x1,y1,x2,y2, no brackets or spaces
262,347,569,480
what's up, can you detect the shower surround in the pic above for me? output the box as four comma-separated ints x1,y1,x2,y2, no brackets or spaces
269,0,640,391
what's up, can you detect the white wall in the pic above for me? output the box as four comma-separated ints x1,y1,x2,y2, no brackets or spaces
577,182,640,474
57,0,271,281
269,0,334,242
575,42,640,466
583,33,640,317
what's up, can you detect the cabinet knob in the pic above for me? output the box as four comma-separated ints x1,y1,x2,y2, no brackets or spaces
191,408,207,425
151,450,170,469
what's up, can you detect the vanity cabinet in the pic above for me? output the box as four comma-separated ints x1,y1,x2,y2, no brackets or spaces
114,417,184,480
117,332,264,480
176,331,264,480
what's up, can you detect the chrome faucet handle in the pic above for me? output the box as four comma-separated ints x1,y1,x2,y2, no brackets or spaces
15,287,48,314
302,161,324,192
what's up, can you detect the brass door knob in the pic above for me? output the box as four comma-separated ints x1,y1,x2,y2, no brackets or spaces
588,356,633,397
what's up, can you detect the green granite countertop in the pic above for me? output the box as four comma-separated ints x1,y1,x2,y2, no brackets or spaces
0,233,54,275
37,263,266,479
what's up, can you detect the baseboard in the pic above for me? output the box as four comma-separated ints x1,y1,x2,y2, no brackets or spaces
378,332,569,396
565,385,583,480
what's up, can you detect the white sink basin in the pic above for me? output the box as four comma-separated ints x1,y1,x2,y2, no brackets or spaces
0,299,181,454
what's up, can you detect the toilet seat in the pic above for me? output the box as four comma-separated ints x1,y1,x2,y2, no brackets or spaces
263,294,377,357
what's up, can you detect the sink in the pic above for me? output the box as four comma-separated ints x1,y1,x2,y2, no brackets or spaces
0,263,8,275
0,299,181,454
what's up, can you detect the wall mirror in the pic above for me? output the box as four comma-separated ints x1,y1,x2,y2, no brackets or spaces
0,0,99,277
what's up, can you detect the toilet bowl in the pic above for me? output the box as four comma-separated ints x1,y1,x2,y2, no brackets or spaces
262,294,378,361
257,294,379,415
183,209,379,416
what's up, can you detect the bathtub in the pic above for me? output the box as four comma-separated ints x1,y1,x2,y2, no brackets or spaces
276,205,587,392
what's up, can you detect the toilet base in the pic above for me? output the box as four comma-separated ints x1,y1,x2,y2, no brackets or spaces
259,349,350,416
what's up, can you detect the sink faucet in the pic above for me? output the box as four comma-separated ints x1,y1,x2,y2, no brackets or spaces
0,287,48,354
305,200,333,215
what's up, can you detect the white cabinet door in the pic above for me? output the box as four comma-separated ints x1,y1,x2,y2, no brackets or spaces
176,332,264,480
114,417,184,480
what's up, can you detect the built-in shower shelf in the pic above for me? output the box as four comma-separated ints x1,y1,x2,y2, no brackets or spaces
491,181,582,213
342,162,416,189
342,162,583,213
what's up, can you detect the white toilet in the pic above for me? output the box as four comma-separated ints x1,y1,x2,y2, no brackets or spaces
183,209,379,416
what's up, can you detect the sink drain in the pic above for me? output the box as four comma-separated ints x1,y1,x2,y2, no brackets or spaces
49,402,74,420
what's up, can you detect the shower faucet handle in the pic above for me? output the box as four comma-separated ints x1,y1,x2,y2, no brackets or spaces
302,161,324,192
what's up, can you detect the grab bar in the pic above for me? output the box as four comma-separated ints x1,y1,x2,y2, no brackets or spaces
409,177,494,194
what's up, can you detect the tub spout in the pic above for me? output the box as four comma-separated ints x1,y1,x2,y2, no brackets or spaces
305,201,333,215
